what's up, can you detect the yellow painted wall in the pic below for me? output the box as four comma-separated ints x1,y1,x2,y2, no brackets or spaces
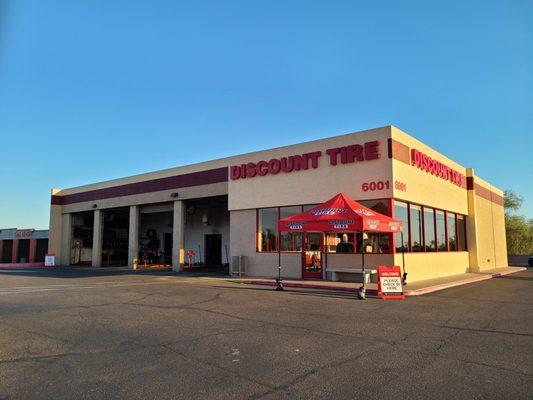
492,200,507,267
394,252,470,282
48,198,63,262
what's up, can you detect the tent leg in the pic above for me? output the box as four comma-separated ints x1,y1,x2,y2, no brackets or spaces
358,231,366,300
324,232,328,280
401,231,407,284
276,247,284,291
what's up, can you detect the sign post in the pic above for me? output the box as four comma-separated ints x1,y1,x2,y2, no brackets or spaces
377,265,405,300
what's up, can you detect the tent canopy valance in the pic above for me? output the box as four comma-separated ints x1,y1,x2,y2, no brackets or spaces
278,193,403,234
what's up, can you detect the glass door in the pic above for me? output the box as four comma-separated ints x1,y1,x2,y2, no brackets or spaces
302,232,323,279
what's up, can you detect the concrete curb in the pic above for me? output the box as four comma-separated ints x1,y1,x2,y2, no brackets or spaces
245,267,526,297
248,280,378,296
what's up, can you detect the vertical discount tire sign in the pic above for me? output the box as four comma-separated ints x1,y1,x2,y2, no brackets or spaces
377,266,405,300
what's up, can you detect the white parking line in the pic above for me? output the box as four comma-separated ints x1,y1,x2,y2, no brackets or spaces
0,280,180,295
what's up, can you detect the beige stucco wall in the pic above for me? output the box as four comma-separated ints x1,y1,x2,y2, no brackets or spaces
230,209,301,279
61,182,228,214
228,126,393,211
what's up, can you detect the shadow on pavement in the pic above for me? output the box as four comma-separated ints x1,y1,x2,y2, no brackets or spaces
0,267,230,280
209,283,373,301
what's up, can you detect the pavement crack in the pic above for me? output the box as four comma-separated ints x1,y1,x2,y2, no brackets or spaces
439,325,533,338
248,344,385,399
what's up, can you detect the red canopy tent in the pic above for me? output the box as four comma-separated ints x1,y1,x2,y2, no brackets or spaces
277,193,405,298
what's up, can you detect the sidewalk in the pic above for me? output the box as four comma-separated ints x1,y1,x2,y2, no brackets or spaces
226,267,526,296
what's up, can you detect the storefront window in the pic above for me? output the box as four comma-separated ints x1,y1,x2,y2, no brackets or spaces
365,233,391,253
257,201,463,254
394,201,409,252
258,208,278,251
326,233,354,253
457,215,466,251
280,206,303,251
410,204,423,252
358,199,390,216
435,210,446,251
423,208,436,251
447,213,457,251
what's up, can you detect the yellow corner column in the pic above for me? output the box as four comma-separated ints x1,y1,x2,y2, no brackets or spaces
92,209,104,267
60,213,72,266
48,189,64,263
466,168,480,272
172,200,185,272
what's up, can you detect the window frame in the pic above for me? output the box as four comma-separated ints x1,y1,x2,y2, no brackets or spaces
422,206,437,252
255,199,466,254
256,199,393,254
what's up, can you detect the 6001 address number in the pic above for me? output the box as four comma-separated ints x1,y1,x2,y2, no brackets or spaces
361,180,407,192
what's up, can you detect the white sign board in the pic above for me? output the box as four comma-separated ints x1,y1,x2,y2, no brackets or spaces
380,277,403,294
44,254,56,267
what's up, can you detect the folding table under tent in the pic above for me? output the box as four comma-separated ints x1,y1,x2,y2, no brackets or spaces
277,193,405,299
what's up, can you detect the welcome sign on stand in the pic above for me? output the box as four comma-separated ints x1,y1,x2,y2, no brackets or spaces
377,265,405,300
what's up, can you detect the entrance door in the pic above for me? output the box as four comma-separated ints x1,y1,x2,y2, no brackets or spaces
302,232,323,279
204,234,222,265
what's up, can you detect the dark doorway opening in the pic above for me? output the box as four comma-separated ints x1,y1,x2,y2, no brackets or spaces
164,233,172,265
1,240,13,263
17,239,30,263
139,207,173,269
102,207,129,267
71,211,94,265
35,239,49,262
204,234,222,265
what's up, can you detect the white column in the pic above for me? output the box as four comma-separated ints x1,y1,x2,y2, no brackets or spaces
172,200,185,272
128,205,139,268
92,209,104,267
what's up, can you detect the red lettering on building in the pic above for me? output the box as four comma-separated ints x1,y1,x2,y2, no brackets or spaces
230,141,380,180
411,149,465,187
14,230,33,238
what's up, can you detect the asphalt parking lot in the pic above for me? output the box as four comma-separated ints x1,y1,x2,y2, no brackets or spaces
0,268,532,400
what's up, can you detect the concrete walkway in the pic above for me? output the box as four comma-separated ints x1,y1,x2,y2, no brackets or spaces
226,266,526,296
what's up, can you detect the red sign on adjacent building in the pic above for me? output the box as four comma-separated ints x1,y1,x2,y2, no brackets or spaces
14,230,33,238
377,265,405,300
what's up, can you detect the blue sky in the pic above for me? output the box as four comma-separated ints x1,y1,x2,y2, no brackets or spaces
0,0,531,229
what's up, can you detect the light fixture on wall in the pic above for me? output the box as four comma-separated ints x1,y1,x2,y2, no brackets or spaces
202,215,210,226
92,204,98,209
170,192,179,198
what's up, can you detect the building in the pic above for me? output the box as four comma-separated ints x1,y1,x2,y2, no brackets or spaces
47,126,507,283
0,228,49,266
